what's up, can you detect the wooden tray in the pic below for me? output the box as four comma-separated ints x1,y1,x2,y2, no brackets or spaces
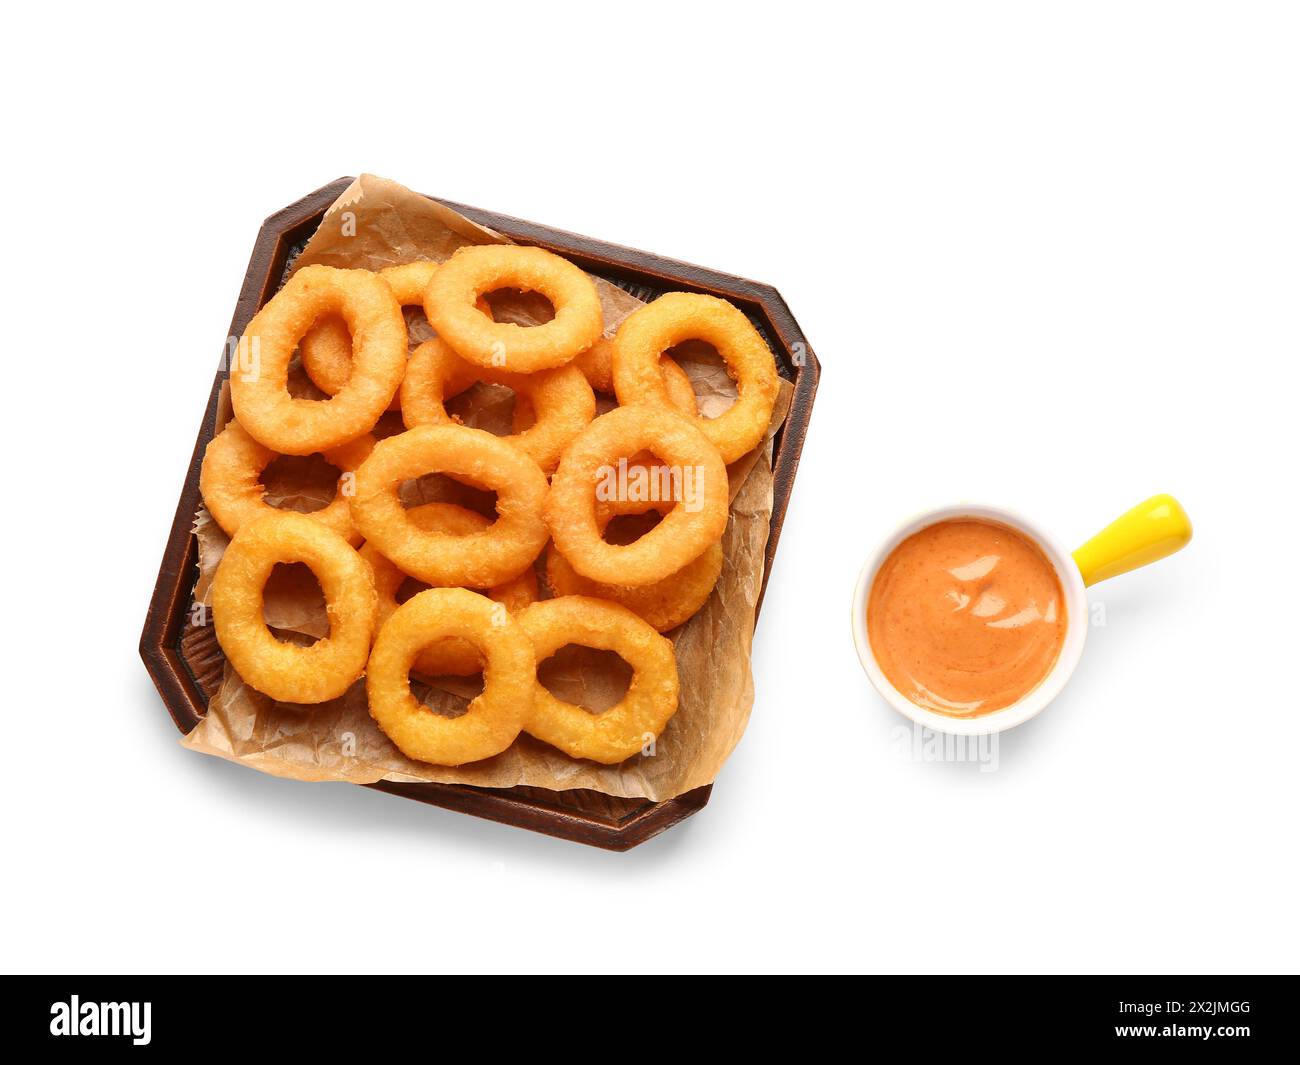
140,178,820,851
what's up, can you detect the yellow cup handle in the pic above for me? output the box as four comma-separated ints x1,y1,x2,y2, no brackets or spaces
1072,494,1193,587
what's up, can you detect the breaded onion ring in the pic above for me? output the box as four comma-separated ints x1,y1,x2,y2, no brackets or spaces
612,292,779,463
545,510,723,632
574,337,697,412
400,338,595,472
199,419,374,545
231,265,406,455
300,315,361,396
211,511,377,704
350,424,549,587
545,405,728,587
512,357,693,447
423,245,603,372
572,336,617,394
300,262,494,411
518,596,679,764
367,587,535,766
656,356,699,413
360,502,538,676
300,261,437,410
512,340,696,469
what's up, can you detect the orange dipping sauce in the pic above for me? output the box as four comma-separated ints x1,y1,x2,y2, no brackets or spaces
867,519,1067,717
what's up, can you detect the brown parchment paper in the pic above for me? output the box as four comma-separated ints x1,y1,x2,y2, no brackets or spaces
181,174,791,802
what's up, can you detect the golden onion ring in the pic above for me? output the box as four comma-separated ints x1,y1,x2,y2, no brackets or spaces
545,405,728,587
518,596,679,764
231,265,406,454
199,419,374,545
612,292,779,463
211,511,377,704
351,424,549,587
366,587,535,766
423,245,602,372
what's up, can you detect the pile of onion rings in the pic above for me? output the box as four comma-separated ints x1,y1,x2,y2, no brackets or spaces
203,244,780,768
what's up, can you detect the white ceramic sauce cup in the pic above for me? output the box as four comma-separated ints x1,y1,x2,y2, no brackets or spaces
851,494,1195,735
852,504,1087,736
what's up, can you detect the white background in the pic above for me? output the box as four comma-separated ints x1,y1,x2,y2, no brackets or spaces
3,1,1296,975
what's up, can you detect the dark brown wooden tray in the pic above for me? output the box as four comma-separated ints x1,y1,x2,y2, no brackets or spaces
140,178,820,851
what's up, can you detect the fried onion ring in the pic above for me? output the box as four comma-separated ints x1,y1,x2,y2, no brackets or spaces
572,336,616,394
612,292,779,463
518,596,679,764
573,337,698,414
211,511,377,704
423,245,602,372
300,262,436,410
510,339,694,519
545,509,723,632
399,338,595,472
200,419,374,545
300,262,493,411
231,265,406,454
360,502,538,676
545,405,728,587
351,424,549,587
522,347,696,495
366,587,535,766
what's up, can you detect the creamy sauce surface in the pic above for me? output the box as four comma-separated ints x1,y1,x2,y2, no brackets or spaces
867,519,1067,717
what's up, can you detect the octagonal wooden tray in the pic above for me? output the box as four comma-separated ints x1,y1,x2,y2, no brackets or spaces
140,178,820,851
